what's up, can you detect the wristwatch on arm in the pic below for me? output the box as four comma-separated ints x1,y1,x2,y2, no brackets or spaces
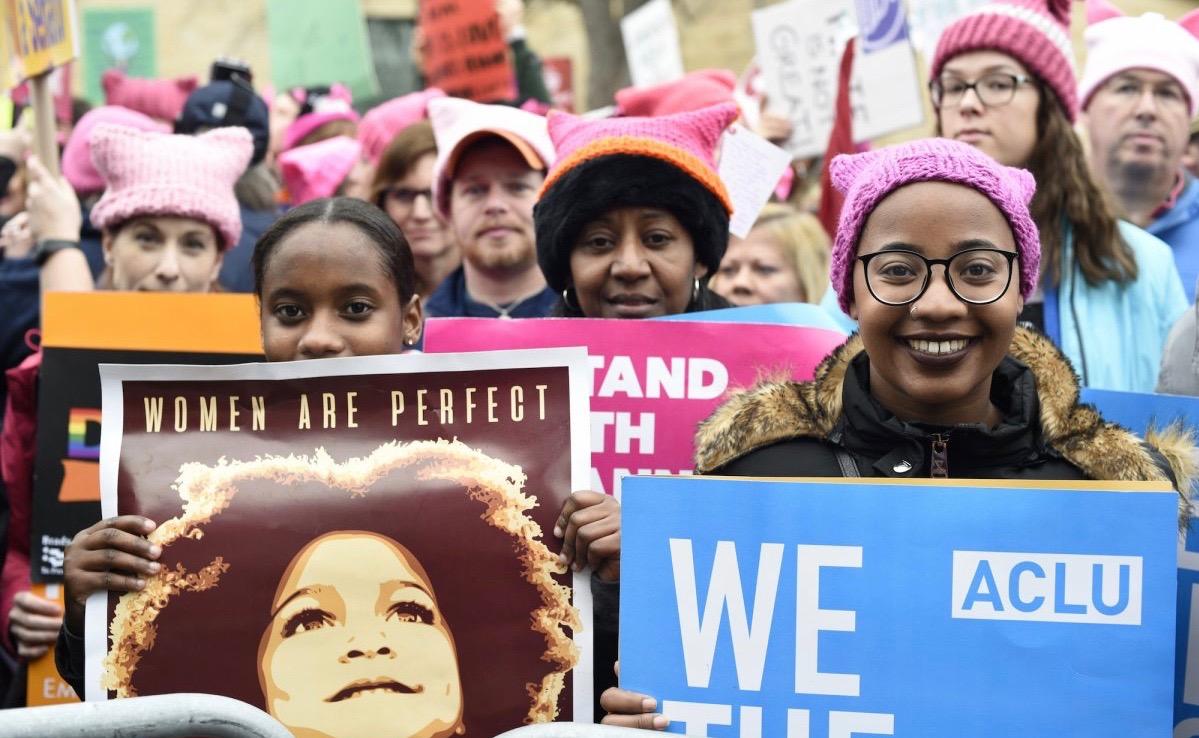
32,239,82,267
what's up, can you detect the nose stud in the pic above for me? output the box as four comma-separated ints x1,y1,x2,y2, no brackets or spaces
909,304,918,317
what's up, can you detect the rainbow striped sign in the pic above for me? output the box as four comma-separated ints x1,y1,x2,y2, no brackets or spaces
66,407,100,460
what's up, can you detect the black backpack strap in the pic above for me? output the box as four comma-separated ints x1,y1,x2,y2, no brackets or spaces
835,448,861,478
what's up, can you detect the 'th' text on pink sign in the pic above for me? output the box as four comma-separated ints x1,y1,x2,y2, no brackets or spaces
424,318,846,496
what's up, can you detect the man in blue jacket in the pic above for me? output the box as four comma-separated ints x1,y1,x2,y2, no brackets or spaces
1080,7,1199,302
424,97,558,319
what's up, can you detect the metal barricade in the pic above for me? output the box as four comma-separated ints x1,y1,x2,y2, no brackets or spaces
0,695,663,738
0,693,292,738
494,724,664,738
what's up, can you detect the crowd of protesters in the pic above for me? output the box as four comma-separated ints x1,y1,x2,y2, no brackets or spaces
0,0,1198,730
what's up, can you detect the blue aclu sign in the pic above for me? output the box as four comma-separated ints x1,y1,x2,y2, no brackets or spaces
1080,388,1199,734
620,476,1177,737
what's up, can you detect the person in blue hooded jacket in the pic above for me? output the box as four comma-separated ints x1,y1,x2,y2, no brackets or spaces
1078,6,1199,304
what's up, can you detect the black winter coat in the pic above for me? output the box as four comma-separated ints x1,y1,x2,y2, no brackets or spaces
715,351,1088,480
695,329,1192,505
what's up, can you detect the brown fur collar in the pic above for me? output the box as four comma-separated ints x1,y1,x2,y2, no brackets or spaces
694,328,1195,510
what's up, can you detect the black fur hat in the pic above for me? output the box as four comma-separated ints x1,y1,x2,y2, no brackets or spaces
533,154,730,293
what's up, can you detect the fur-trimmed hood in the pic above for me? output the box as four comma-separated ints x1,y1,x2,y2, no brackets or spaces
695,327,1194,514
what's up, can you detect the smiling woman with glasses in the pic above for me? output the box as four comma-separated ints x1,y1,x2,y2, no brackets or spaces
371,120,460,298
596,137,1194,731
924,0,1187,393
858,247,1018,306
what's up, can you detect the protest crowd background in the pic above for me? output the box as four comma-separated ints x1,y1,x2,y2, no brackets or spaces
2,0,1199,734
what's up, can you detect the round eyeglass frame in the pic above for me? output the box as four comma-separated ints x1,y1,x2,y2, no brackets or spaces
855,248,1019,307
929,73,1035,108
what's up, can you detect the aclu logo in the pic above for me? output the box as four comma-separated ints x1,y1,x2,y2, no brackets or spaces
951,551,1142,625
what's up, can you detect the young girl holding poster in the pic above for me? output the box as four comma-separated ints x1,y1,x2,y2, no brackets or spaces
600,138,1195,729
54,196,615,711
55,197,424,692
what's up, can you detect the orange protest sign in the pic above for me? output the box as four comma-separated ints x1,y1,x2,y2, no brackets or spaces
3,0,79,85
41,292,261,353
420,0,515,103
25,583,79,707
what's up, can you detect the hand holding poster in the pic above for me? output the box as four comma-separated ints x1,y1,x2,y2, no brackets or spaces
621,475,1178,737
424,318,847,496
4,0,79,173
89,349,593,736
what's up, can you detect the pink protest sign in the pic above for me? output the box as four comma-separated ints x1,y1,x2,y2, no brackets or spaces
424,318,847,495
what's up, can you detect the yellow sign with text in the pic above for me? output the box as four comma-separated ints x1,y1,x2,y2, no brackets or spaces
24,583,79,706
3,0,79,85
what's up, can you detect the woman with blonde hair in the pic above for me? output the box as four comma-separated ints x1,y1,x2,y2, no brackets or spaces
710,203,830,305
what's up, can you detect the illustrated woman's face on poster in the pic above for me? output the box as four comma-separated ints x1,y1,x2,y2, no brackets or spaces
258,532,464,738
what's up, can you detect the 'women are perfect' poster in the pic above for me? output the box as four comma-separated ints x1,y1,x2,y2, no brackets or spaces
88,348,593,738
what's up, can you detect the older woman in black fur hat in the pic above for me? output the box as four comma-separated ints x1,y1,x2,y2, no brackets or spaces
533,104,738,318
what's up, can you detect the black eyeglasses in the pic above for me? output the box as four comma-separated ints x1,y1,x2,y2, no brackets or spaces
930,73,1035,108
382,187,433,207
856,248,1018,306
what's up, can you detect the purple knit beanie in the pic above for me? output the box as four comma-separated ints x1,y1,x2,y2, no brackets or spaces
829,138,1040,314
931,0,1078,120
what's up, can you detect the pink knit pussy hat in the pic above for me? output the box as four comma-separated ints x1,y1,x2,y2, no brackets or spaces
280,136,363,205
428,96,555,219
101,69,199,122
89,125,253,250
538,102,738,214
62,106,170,195
1079,0,1199,116
829,138,1040,314
615,69,737,117
931,0,1078,120
283,109,360,152
359,88,446,164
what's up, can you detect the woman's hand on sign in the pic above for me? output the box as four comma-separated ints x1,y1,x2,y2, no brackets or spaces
62,516,161,633
600,668,669,731
8,591,64,660
554,490,620,582
25,155,82,243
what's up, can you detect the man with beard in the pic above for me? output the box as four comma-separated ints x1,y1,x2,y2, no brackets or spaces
1080,5,1199,301
424,98,558,318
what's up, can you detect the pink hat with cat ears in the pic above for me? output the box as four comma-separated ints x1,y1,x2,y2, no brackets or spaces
828,138,1040,314
1079,0,1199,116
280,136,363,205
930,0,1078,120
359,88,446,164
89,125,252,250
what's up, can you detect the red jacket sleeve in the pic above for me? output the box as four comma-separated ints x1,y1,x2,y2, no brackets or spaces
0,352,41,656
